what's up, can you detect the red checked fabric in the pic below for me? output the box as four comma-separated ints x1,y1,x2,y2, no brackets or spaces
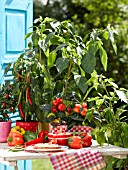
49,124,92,135
49,124,67,133
49,148,106,170
68,126,92,135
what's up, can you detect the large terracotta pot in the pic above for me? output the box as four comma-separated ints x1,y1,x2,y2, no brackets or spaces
0,121,11,142
16,121,38,133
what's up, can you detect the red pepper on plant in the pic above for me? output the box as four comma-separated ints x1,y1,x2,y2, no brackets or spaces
18,102,25,119
5,114,9,118
5,93,9,99
52,100,58,106
82,102,87,108
66,107,72,114
26,88,32,105
10,107,13,112
52,106,57,113
56,98,62,104
73,104,81,113
58,103,66,112
2,102,6,108
80,108,87,116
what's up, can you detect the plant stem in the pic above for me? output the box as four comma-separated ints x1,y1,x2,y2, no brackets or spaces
39,49,42,64
64,58,72,95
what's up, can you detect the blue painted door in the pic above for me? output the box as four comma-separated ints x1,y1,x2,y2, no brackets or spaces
0,0,33,170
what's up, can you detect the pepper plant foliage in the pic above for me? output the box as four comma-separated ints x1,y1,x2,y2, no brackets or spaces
85,71,128,148
7,17,117,122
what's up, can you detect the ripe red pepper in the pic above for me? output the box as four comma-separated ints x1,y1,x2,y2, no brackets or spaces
38,130,49,143
82,102,87,108
80,108,87,116
26,88,32,105
2,102,6,108
58,103,66,112
5,93,9,99
18,102,25,119
68,136,82,149
56,98,62,104
80,132,92,147
25,137,43,146
52,106,57,113
66,107,72,114
73,104,81,113
52,100,58,106
7,132,24,146
10,107,13,111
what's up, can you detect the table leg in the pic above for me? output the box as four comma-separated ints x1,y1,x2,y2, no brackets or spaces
14,164,18,170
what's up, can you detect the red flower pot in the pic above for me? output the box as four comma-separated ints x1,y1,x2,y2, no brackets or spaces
16,121,38,133
0,121,11,142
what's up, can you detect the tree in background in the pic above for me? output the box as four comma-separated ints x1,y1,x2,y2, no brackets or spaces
34,0,128,89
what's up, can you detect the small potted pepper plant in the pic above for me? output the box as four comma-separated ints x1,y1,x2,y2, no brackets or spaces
6,17,117,133
0,83,17,142
23,17,117,130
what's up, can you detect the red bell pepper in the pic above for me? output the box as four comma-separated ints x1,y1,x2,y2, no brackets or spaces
68,136,82,149
80,132,92,147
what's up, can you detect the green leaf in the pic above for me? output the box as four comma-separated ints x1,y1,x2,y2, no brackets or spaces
85,109,94,122
103,108,113,123
43,17,53,23
90,29,99,41
100,46,108,71
55,43,67,52
56,58,69,74
32,33,39,46
95,130,106,145
45,32,55,44
103,31,109,40
115,90,128,104
4,64,11,74
34,18,40,24
74,75,88,94
24,32,33,39
47,51,57,69
81,52,96,74
112,42,117,54
38,40,47,52
122,135,128,148
107,79,118,88
107,24,118,54
96,99,104,108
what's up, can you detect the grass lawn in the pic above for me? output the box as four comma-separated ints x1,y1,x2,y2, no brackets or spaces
32,159,53,170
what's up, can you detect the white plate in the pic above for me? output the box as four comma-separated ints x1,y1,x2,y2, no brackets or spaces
25,145,68,152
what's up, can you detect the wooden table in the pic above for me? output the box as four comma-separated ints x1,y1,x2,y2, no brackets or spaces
0,140,128,170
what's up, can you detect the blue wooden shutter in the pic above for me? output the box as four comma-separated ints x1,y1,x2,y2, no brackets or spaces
0,0,33,170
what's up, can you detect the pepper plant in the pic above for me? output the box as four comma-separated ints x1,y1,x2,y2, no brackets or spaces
84,71,128,147
84,71,128,169
6,17,117,122
0,83,17,121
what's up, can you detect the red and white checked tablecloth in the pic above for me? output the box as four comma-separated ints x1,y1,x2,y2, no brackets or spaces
48,148,106,170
